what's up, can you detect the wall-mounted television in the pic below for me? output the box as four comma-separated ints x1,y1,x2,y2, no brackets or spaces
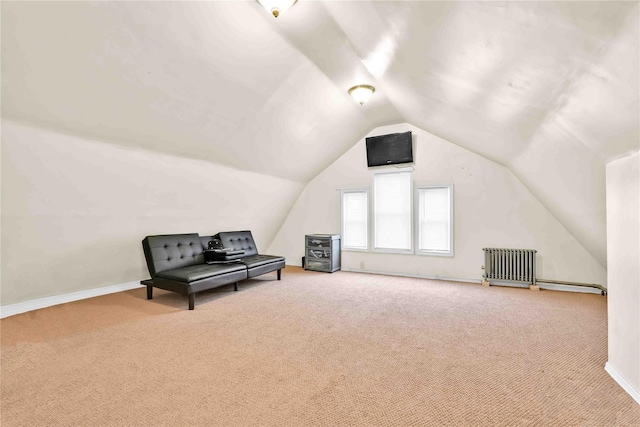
365,131,413,167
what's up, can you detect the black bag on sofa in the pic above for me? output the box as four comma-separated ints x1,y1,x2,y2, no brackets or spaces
204,249,245,262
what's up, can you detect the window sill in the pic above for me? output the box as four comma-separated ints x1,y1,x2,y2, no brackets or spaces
417,250,454,257
342,247,369,252
372,248,414,255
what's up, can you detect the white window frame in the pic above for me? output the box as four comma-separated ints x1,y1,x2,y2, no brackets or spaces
372,169,414,254
341,188,370,252
415,184,454,257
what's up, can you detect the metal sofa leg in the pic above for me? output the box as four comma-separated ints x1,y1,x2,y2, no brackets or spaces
277,269,281,281
189,294,195,310
147,285,153,300
234,282,238,291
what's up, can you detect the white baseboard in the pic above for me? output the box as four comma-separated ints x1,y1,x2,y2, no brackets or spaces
339,269,601,294
491,281,601,294
0,281,143,319
539,283,602,294
605,362,640,406
340,268,480,284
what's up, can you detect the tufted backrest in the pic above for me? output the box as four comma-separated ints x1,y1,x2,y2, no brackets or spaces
200,235,213,250
142,234,204,276
215,231,259,257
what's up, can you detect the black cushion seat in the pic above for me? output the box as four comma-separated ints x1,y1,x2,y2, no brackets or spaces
240,254,285,269
157,262,246,282
240,255,285,278
213,231,286,279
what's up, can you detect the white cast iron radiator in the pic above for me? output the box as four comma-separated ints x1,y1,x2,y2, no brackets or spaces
482,248,537,286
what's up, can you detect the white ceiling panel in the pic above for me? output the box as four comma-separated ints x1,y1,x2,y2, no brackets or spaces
2,1,638,268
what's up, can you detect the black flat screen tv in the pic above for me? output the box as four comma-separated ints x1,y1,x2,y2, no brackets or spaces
365,131,413,167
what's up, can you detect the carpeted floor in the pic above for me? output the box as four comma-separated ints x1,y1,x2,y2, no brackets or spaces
1,266,639,426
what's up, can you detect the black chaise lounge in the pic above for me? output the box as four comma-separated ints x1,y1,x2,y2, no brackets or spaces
141,231,284,310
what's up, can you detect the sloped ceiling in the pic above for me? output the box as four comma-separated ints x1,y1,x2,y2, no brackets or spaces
2,1,639,268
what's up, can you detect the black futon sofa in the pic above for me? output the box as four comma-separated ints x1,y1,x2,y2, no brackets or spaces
141,231,285,310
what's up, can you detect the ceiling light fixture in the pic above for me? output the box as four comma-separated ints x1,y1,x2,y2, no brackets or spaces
257,0,297,18
348,85,375,105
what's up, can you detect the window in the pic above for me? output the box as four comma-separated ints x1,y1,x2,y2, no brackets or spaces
341,190,368,250
373,170,412,252
417,185,453,256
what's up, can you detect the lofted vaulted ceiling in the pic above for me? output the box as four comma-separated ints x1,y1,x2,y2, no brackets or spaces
2,1,639,269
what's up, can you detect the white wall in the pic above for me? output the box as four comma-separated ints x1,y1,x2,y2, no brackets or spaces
1,120,304,306
269,123,607,286
606,152,640,403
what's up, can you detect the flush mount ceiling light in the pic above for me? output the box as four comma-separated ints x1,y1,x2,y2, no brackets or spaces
348,85,376,105
257,0,297,18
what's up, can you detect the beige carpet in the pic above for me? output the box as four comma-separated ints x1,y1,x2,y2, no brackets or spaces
2,266,639,426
